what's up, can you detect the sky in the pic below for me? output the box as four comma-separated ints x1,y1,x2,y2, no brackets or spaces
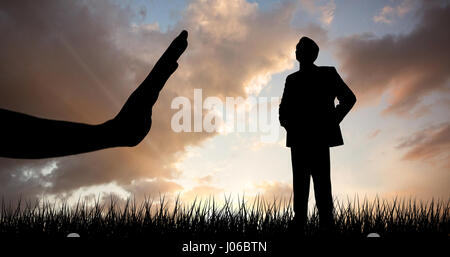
0,0,448,206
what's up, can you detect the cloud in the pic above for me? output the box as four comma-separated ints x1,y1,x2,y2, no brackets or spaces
300,0,336,25
373,0,417,24
0,0,326,201
177,0,304,97
124,178,183,201
196,174,214,184
335,2,450,117
253,180,293,200
397,122,450,167
181,185,224,202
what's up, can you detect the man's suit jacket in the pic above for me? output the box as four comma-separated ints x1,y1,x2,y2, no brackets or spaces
279,66,356,148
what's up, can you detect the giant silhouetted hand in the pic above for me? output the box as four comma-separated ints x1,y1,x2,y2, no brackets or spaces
106,30,188,147
0,30,188,159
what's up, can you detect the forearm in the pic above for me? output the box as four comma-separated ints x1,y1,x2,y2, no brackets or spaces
334,68,356,123
279,82,290,128
0,109,116,159
279,105,288,128
335,94,356,123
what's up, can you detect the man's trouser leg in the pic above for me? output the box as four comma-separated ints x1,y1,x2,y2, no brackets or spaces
291,146,311,232
310,146,334,232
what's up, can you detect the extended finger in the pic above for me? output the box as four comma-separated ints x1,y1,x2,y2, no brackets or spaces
145,30,188,89
159,30,188,64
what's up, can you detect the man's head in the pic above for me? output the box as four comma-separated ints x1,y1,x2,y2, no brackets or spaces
296,37,319,64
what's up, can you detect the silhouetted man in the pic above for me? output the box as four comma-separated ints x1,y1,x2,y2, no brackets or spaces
0,30,188,159
279,37,356,234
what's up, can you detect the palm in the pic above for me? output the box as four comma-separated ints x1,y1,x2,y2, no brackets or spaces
109,31,188,147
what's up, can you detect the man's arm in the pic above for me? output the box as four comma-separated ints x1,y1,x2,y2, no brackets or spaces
0,30,188,159
279,77,291,128
333,67,356,124
0,109,113,158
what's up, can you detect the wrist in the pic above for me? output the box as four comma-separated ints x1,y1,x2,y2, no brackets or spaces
97,119,119,148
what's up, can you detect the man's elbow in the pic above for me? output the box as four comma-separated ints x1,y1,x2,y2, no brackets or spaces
350,93,357,106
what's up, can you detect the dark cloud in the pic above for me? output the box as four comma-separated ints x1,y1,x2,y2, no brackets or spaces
335,2,450,117
0,0,137,120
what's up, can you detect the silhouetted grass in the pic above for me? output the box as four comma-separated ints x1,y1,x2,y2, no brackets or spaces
0,195,448,239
